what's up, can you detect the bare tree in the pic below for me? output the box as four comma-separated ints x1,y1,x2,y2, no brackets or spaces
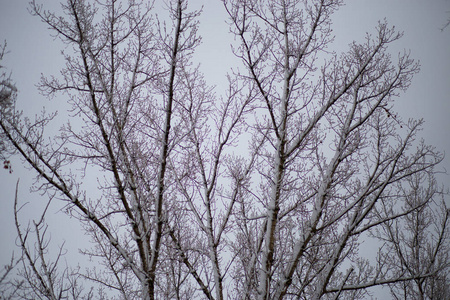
373,173,450,300
0,252,22,300
12,180,94,299
3,0,204,298
1,0,448,299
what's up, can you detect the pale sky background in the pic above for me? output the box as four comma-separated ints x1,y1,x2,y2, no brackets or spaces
0,0,449,298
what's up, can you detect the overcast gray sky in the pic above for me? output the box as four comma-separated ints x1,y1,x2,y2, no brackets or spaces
1,0,449,298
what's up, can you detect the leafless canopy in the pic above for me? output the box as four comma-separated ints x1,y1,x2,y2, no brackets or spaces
1,0,448,299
